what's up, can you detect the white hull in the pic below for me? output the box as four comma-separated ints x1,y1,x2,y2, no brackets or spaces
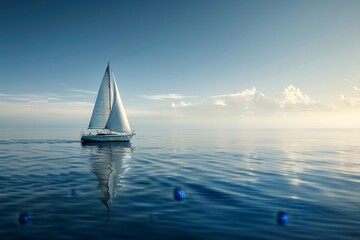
81,134,132,142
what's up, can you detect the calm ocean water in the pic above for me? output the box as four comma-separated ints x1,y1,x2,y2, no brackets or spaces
0,129,359,239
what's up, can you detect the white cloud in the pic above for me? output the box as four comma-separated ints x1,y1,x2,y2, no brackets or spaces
171,101,192,108
141,93,196,100
168,85,334,123
279,85,315,106
337,94,360,107
47,97,63,101
214,99,227,106
0,91,98,108
212,87,259,99
0,92,65,103
0,101,93,118
344,78,354,84
9,97,31,101
211,87,275,110
353,86,360,92
69,89,97,94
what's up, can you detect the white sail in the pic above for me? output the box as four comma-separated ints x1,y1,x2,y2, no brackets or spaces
105,71,132,133
81,63,134,142
88,66,111,129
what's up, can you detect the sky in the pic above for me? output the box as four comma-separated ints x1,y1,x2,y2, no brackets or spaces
0,0,360,129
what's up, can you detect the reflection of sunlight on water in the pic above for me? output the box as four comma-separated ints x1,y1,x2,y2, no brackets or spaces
281,140,307,188
290,178,301,186
290,195,299,199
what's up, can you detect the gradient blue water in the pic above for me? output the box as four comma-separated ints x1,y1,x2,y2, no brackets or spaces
0,129,359,239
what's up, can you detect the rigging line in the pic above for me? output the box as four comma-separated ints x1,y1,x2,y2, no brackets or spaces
108,63,112,111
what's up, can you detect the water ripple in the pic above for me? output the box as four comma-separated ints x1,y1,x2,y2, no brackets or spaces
0,129,359,239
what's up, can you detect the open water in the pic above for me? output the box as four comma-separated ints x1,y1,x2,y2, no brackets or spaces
0,129,359,239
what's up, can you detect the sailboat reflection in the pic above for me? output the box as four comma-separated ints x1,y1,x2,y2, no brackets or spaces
81,142,133,224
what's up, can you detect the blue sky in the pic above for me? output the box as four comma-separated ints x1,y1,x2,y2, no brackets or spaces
1,0,360,129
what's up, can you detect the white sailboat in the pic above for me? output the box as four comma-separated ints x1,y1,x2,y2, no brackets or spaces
81,62,135,142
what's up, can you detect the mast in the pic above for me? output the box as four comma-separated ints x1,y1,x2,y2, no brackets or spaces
108,60,112,111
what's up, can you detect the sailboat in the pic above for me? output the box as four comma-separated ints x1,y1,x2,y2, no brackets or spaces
81,62,135,142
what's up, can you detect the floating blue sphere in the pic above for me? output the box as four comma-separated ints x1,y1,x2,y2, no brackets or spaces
173,187,186,201
277,211,289,225
19,212,30,224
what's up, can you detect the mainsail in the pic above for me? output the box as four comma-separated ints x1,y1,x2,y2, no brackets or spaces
88,66,111,129
105,71,132,133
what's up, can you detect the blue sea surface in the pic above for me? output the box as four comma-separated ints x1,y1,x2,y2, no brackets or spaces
0,129,359,239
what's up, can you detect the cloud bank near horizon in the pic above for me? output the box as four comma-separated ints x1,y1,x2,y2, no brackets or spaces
140,93,197,101
167,85,360,128
1,85,360,129
170,85,347,112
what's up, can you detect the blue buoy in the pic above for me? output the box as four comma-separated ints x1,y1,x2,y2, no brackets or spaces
277,211,289,225
173,187,186,201
19,212,30,224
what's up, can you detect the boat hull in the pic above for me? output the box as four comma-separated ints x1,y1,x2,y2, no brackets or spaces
81,134,132,142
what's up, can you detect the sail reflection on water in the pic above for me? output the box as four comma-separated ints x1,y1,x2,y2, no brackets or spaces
81,142,133,211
